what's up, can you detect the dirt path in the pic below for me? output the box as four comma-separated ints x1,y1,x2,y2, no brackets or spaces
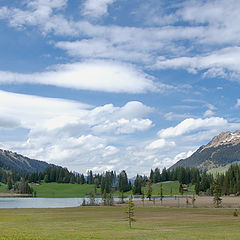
131,196,240,208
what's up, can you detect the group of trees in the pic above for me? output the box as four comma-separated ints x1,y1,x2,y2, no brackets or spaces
214,164,240,196
150,167,201,185
148,164,240,197
2,159,240,198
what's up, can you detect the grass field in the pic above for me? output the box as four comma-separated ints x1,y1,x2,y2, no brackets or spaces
30,183,99,197
0,183,8,193
29,181,195,198
147,181,195,195
0,206,239,239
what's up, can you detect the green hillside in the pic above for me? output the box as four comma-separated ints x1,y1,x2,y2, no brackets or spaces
30,183,99,198
144,181,195,196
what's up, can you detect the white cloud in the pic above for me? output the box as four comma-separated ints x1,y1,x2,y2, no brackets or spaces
235,99,240,108
0,61,158,93
0,90,155,173
0,90,91,129
158,117,228,138
146,139,175,150
55,39,152,63
203,110,214,118
82,0,115,18
164,112,192,121
153,47,240,80
102,146,119,157
92,118,153,134
0,116,21,129
0,0,68,30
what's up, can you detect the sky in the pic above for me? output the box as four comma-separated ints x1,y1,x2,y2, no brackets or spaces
0,0,240,176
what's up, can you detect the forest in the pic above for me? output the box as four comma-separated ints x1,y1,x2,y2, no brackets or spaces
1,163,240,197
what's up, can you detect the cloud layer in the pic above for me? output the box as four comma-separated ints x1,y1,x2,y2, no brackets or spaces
0,61,158,93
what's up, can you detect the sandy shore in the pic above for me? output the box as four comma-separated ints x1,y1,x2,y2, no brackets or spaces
0,193,32,197
130,196,240,208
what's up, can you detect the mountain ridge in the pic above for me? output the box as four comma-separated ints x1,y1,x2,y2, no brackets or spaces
170,130,240,171
0,149,54,174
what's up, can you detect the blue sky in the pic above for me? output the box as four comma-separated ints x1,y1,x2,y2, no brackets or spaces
0,0,240,176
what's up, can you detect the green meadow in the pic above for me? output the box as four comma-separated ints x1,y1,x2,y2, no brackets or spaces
0,207,239,240
146,181,195,195
30,183,98,197
28,181,195,198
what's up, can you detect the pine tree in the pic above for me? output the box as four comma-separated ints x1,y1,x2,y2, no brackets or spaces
146,181,152,201
192,194,196,208
102,189,107,206
179,183,183,195
7,177,12,190
141,191,145,206
125,195,135,229
160,183,163,205
120,190,125,203
213,176,222,208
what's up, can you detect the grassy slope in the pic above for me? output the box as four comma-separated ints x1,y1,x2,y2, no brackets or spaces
30,183,99,198
0,183,8,193
30,181,195,198
145,181,195,195
0,207,239,240
207,161,240,176
0,181,195,197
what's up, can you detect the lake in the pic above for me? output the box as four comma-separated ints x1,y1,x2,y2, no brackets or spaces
0,197,99,208
0,196,177,208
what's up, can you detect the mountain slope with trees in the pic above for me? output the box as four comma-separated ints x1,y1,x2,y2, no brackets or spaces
0,149,54,174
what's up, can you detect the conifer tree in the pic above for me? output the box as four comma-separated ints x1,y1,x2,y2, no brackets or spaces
125,195,135,229
213,175,222,208
160,183,163,205
141,191,145,206
146,181,152,201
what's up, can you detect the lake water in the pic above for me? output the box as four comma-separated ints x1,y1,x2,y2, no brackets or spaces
0,197,102,208
0,196,176,208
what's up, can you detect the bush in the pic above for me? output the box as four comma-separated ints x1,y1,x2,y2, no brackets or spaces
233,209,238,217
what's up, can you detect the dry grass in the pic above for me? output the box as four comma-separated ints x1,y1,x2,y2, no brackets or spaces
133,196,240,208
0,206,239,239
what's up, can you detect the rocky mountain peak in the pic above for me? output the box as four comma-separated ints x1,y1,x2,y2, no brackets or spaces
170,130,240,171
204,130,240,149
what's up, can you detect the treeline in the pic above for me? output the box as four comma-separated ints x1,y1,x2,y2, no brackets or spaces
2,163,240,197
150,167,201,185
216,164,240,195
149,166,214,195
27,167,132,194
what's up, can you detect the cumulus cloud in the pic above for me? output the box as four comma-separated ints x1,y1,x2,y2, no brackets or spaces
92,118,153,134
0,116,21,129
0,90,153,134
0,90,155,173
82,0,115,18
146,139,175,150
158,117,228,138
0,61,158,93
203,110,214,118
172,150,195,164
102,146,119,157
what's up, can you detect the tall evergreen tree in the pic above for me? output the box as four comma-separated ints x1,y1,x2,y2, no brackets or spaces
125,195,135,229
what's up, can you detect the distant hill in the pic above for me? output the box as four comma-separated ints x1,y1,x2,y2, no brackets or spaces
0,149,54,174
170,130,240,171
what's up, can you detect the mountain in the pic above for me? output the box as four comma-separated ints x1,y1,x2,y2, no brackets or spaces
0,149,54,174
170,130,240,171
